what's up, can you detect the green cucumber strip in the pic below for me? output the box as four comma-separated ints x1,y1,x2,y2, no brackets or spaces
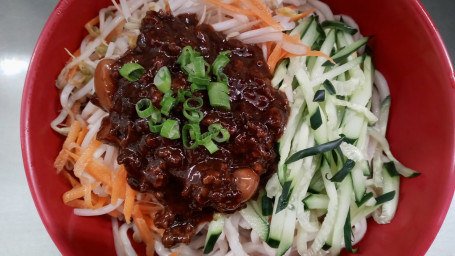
323,36,371,66
321,20,358,35
351,164,367,203
285,136,345,164
203,214,225,254
310,107,323,130
262,195,274,216
375,191,396,205
240,202,270,241
303,194,329,210
309,169,326,193
267,196,286,248
343,209,358,253
276,181,292,213
383,161,400,177
328,159,355,182
356,192,374,207
309,55,366,88
313,90,326,102
271,59,289,88
323,79,336,95
276,207,297,256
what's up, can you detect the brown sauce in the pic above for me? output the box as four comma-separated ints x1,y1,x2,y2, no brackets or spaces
94,10,289,247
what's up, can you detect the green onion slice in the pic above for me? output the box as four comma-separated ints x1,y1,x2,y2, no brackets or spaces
184,97,203,111
160,119,180,140
208,123,230,143
160,92,177,116
183,109,204,123
119,62,144,82
208,82,230,110
135,99,154,118
188,75,211,86
177,89,191,103
154,66,172,93
149,122,163,133
190,83,208,92
182,123,200,149
213,50,231,83
202,139,218,154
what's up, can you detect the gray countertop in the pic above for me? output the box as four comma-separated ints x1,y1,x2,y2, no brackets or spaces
0,0,453,255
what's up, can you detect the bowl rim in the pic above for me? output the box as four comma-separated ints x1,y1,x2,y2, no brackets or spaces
20,0,455,255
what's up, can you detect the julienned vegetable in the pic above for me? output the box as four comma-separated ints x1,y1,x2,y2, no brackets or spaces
234,15,418,256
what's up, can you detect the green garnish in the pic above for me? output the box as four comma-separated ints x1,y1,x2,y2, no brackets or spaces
154,66,172,93
119,62,144,82
208,82,230,110
160,119,180,140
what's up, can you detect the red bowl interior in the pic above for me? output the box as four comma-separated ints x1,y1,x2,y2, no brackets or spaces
21,0,455,255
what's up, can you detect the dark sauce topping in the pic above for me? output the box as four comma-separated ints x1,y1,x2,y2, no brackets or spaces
94,10,289,247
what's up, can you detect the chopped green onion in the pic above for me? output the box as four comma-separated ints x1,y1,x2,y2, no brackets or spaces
160,119,180,140
208,82,230,110
183,109,204,123
119,62,144,82
177,89,191,103
184,97,203,111
149,123,163,133
177,46,199,68
213,50,231,83
182,123,200,149
208,123,230,143
149,108,162,124
154,66,172,93
160,92,177,116
202,139,218,154
190,83,208,92
188,75,211,86
135,99,154,118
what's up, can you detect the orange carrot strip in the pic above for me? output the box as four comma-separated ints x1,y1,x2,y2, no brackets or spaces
85,159,113,188
267,42,283,73
169,251,178,256
84,183,93,209
243,0,283,30
62,183,98,203
65,199,86,208
132,206,153,243
54,150,69,173
85,16,100,32
66,65,79,81
106,20,126,43
289,8,316,22
111,165,127,205
124,184,137,224
76,127,88,146
63,121,82,150
74,138,102,178
203,0,254,16
93,196,107,209
62,170,81,188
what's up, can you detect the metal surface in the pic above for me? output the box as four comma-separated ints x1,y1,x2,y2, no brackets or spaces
0,0,453,255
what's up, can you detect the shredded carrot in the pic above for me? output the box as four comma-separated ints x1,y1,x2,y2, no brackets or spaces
63,121,82,150
111,165,127,205
65,199,86,208
169,251,178,256
124,184,137,224
66,65,79,81
74,138,102,178
132,205,153,243
289,8,316,22
267,42,283,73
75,127,88,155
85,159,113,188
106,20,126,43
54,150,69,173
85,16,100,33
203,0,254,16
243,0,283,30
62,170,81,188
62,183,98,203
93,196,108,209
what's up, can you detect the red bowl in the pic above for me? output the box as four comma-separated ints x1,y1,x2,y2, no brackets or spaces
21,0,455,255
